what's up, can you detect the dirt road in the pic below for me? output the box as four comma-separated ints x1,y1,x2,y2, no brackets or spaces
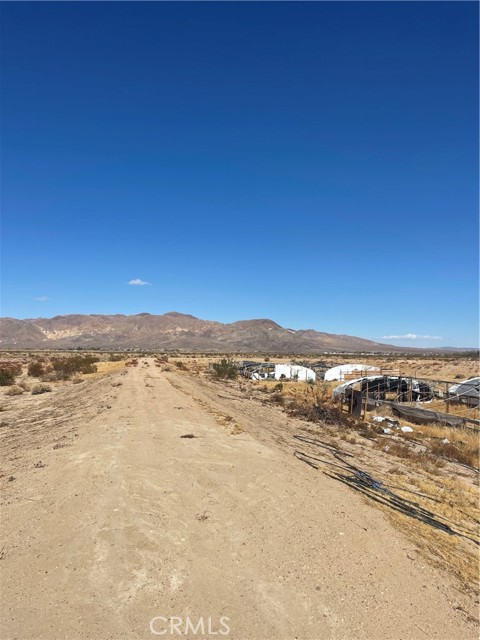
1,361,477,639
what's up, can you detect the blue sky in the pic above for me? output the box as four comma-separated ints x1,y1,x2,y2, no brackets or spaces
1,2,478,348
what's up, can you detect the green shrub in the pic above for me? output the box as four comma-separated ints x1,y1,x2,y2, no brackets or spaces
212,358,238,380
0,369,16,386
51,355,99,380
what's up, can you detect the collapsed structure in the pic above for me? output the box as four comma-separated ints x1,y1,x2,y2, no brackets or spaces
332,375,434,402
448,377,479,407
244,362,316,382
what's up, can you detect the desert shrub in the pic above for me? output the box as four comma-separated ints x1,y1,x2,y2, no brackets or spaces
273,382,284,392
28,361,45,377
269,392,285,405
108,354,124,362
72,376,83,384
51,355,98,380
40,371,61,382
174,361,188,371
212,358,238,380
18,381,31,391
287,398,355,428
314,383,331,404
31,384,52,395
0,369,16,386
0,362,23,376
5,385,24,396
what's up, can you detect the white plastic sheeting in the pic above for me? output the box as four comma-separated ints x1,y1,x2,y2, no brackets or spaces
274,364,316,382
252,364,316,382
324,364,380,381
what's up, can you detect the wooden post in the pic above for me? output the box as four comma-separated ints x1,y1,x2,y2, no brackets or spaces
363,384,369,420
445,381,450,413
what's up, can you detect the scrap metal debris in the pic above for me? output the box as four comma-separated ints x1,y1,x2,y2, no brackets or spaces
292,435,479,545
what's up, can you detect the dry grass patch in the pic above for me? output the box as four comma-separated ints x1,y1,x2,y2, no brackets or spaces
31,384,52,395
4,385,24,396
383,470,479,596
82,360,126,379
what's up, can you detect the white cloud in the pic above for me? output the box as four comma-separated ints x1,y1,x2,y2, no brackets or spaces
381,333,442,341
33,296,49,302
128,278,151,286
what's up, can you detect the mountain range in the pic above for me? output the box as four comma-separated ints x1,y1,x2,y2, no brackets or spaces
0,312,452,353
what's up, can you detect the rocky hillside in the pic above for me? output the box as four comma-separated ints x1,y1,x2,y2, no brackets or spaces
0,312,405,352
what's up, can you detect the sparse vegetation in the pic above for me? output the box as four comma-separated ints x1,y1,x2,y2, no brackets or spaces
211,358,238,380
0,363,22,386
27,361,45,377
5,385,24,396
269,392,285,405
0,369,16,386
31,384,52,395
174,360,188,371
50,355,99,380
287,396,355,428
429,439,478,468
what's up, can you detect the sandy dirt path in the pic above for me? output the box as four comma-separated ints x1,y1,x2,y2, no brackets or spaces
1,361,477,639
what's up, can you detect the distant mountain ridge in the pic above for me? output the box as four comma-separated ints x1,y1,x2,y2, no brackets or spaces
0,312,456,353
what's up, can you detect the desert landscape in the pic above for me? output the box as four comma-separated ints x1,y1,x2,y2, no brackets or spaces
0,349,478,639
2,2,478,638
